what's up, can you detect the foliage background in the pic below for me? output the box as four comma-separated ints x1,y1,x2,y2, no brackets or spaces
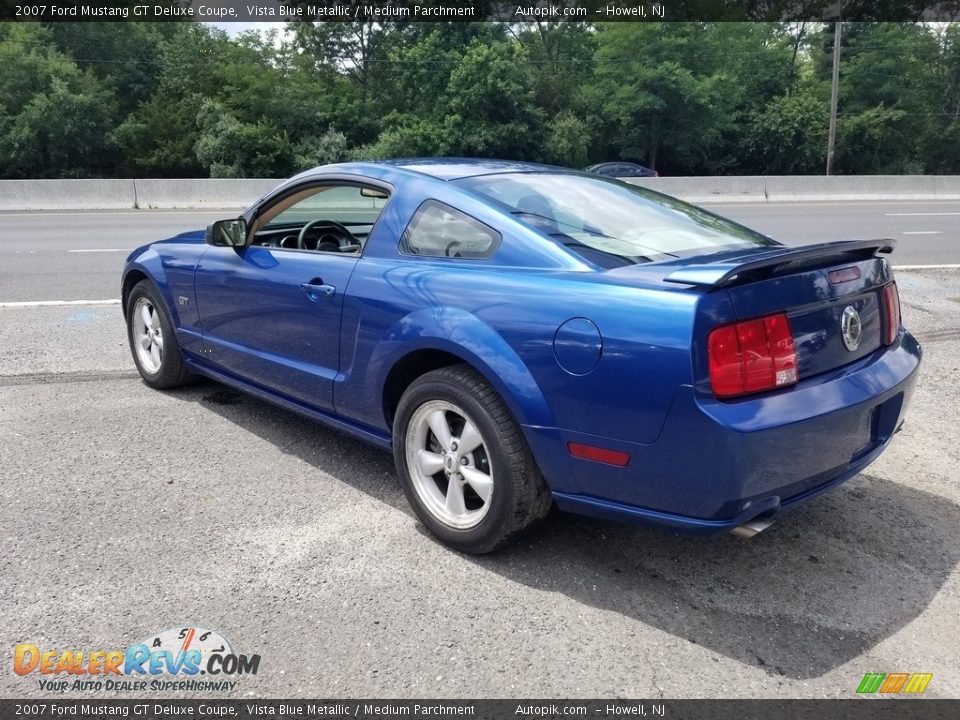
1,20,958,178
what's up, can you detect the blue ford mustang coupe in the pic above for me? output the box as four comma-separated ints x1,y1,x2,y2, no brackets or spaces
122,159,921,553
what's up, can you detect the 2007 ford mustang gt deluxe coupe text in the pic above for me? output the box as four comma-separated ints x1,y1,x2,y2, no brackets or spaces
122,159,921,553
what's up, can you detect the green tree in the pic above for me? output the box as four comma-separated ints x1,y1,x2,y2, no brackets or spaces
0,23,117,178
921,23,960,173
46,22,174,117
194,100,294,178
586,24,725,173
366,37,543,161
514,21,596,118
285,17,405,146
745,87,828,173
4,20,960,178
441,41,543,158
824,23,941,173
708,23,796,173
293,128,351,170
114,24,230,176
543,111,592,168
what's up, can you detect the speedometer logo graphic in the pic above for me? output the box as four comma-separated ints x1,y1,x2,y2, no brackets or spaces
139,626,233,673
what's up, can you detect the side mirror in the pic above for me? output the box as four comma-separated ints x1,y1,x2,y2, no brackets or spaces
205,218,247,247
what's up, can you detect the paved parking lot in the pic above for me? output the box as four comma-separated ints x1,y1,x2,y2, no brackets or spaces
1,259,959,697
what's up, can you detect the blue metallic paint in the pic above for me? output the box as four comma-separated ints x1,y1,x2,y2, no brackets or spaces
553,318,603,376
122,160,922,535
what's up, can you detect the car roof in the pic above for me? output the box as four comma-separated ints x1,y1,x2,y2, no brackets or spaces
379,158,574,180
298,158,572,182
587,162,645,169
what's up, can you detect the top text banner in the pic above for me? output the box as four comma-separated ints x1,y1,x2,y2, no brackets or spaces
2,0,959,22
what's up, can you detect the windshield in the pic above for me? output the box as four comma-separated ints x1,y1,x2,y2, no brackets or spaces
455,173,777,266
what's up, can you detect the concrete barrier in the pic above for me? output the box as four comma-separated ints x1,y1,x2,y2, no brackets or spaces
763,175,941,202
1,176,959,210
134,178,280,209
934,175,960,199
626,175,960,203
0,179,135,210
626,176,767,203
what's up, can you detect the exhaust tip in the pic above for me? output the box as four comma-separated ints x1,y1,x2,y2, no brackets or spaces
730,516,775,539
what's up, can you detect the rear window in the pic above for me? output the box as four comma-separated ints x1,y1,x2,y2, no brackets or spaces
455,173,776,266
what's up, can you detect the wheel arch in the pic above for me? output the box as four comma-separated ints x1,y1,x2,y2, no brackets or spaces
121,256,178,323
375,312,556,434
383,348,466,426
121,268,150,313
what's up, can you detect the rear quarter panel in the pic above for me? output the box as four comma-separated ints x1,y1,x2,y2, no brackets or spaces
336,259,705,448
331,172,725,495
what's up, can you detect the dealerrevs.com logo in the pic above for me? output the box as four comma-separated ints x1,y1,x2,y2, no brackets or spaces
14,626,260,693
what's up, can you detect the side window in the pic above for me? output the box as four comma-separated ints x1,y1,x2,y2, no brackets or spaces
253,184,390,253
266,185,387,229
401,201,500,260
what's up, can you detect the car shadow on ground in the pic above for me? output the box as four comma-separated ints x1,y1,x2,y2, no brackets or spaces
178,380,960,681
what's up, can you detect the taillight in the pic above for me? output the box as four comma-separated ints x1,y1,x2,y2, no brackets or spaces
882,282,901,345
708,312,798,399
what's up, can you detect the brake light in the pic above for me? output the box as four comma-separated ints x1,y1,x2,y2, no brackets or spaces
882,282,901,345
708,312,798,399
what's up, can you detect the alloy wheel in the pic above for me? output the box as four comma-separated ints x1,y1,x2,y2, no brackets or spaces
132,297,164,374
404,399,494,529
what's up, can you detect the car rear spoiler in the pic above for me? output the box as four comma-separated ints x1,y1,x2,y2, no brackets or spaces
662,239,895,288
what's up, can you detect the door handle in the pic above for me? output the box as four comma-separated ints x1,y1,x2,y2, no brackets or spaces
301,281,336,300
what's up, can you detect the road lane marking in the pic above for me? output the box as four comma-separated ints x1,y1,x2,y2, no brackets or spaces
901,231,943,235
0,299,121,308
886,212,960,216
893,264,960,270
68,248,133,253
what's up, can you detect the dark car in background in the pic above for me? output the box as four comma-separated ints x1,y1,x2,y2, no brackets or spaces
584,161,659,178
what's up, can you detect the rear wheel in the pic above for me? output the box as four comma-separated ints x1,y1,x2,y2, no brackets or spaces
393,365,551,554
126,280,193,389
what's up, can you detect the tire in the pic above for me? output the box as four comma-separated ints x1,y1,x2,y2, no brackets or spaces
126,279,194,389
393,364,552,554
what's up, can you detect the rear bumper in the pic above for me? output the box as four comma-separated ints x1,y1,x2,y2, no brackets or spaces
525,330,922,534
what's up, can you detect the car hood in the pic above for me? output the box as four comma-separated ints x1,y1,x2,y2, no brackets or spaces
126,229,206,264
153,229,206,246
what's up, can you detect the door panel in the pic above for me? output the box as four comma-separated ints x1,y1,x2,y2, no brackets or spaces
194,245,358,410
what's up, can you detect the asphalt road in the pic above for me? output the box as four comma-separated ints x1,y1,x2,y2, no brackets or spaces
704,200,960,266
0,200,957,302
1,203,959,699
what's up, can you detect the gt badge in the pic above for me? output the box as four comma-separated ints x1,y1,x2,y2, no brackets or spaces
841,305,862,352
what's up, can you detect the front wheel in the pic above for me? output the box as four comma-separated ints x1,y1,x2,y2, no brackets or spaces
126,280,194,389
393,365,552,554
